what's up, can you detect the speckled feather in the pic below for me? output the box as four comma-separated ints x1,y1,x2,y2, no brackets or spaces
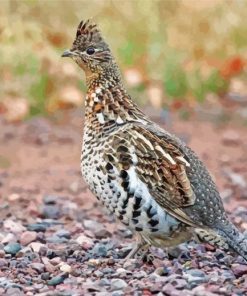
63,20,247,260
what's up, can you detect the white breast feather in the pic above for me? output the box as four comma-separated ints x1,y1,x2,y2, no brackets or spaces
96,113,105,124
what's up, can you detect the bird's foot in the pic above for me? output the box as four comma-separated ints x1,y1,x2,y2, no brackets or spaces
141,250,155,264
125,241,147,259
124,242,154,264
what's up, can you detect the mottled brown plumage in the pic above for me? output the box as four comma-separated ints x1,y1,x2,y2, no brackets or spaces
62,20,247,260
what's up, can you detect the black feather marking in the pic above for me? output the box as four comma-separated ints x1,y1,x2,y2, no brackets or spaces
122,197,129,209
117,145,128,153
149,219,159,227
132,210,141,218
119,210,126,215
105,162,113,171
122,192,133,209
133,196,142,210
146,205,155,218
122,181,129,190
120,170,128,179
76,20,84,37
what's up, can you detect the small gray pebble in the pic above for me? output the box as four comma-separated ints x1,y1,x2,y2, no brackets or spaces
111,279,127,291
98,279,111,286
221,270,235,281
172,278,188,290
47,273,68,286
43,195,57,205
31,262,45,273
101,267,114,274
133,270,147,279
55,229,71,239
184,269,207,288
186,269,206,278
94,228,111,239
188,276,207,288
91,243,107,257
41,272,50,280
9,261,17,268
4,243,21,255
94,270,104,277
0,259,7,267
46,235,68,244
27,223,48,232
112,292,125,296
5,287,23,296
41,205,60,219
84,220,102,231
155,267,170,276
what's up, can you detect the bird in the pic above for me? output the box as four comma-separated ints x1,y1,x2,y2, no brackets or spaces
61,19,247,261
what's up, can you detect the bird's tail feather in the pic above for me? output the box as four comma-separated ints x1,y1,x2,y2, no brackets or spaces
195,228,229,251
216,222,247,261
195,223,247,261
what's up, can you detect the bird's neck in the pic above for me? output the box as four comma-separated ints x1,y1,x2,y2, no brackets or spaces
86,60,123,90
84,67,149,128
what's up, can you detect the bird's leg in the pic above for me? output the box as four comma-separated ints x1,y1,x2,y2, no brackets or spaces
125,235,148,259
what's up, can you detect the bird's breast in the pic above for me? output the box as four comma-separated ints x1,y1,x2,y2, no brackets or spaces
81,131,182,240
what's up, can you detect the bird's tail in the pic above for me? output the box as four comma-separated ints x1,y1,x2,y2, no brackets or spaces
195,228,229,251
216,221,247,261
195,223,247,261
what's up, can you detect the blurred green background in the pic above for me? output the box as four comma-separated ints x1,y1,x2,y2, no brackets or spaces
0,0,246,121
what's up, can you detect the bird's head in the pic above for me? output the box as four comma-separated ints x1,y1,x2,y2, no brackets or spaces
62,19,113,77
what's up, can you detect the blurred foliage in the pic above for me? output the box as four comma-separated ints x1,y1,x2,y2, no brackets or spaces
0,0,246,120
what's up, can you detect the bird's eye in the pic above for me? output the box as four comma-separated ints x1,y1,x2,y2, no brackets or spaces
86,47,95,55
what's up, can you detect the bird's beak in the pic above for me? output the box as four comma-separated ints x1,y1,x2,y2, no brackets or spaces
61,49,76,58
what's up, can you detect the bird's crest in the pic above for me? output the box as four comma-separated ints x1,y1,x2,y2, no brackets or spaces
76,19,102,43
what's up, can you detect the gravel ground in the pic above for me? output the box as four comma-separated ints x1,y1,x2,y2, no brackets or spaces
0,109,247,296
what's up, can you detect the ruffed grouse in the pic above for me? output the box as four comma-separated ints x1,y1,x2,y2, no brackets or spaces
62,19,247,260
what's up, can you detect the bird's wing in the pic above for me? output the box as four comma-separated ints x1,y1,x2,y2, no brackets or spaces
103,123,198,227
